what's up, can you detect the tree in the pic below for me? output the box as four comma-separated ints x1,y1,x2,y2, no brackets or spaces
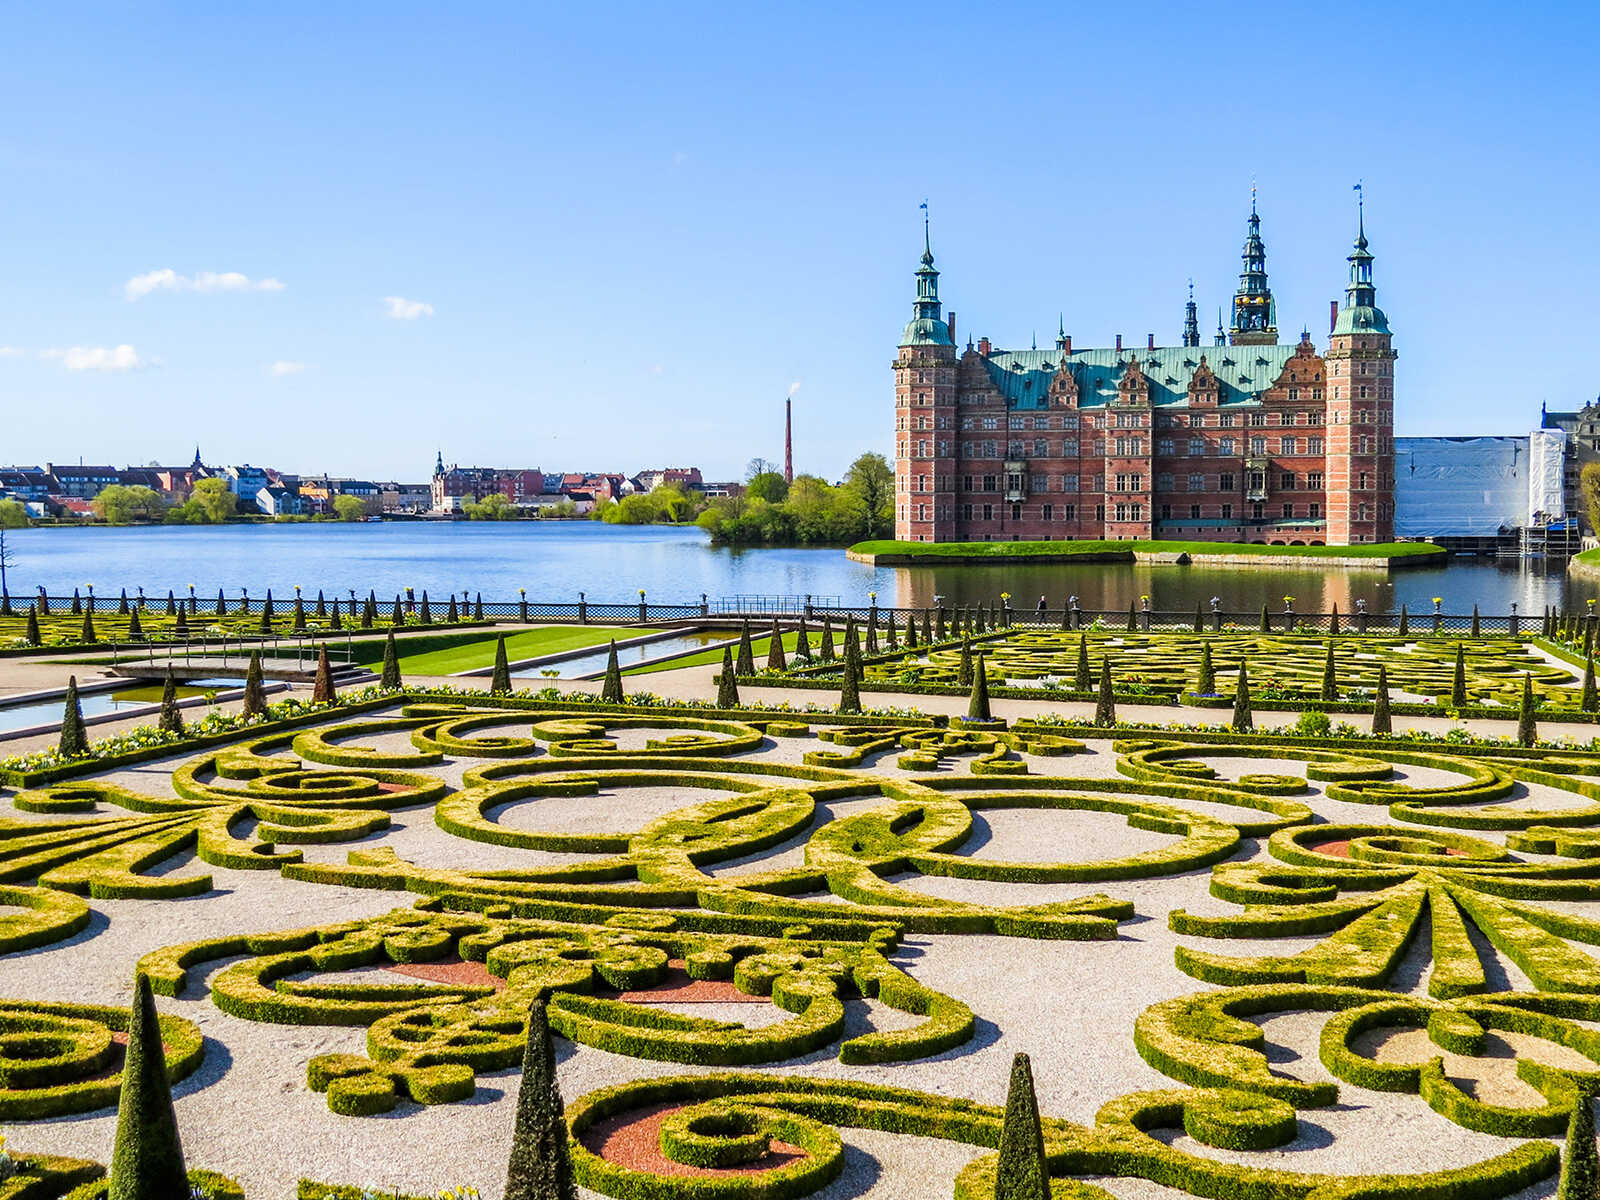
381,631,402,689
503,999,577,1200
1518,672,1538,748
0,498,26,529
1584,658,1597,714
746,471,789,504
312,644,335,703
1094,658,1115,727
158,669,184,735
1232,661,1253,732
600,641,623,704
1582,461,1600,536
243,652,267,717
837,645,861,714
1321,642,1337,702
767,619,788,671
491,636,512,694
333,494,368,522
994,1052,1050,1200
93,485,168,524
183,478,238,524
464,492,519,521
968,654,991,721
746,457,780,481
59,676,88,757
0,526,15,605
716,646,740,708
1196,643,1216,695
736,620,756,676
1451,644,1467,708
843,452,894,540
1075,636,1091,691
108,975,189,1200
1372,664,1392,735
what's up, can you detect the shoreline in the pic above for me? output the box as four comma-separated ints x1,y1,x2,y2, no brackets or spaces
846,539,1449,571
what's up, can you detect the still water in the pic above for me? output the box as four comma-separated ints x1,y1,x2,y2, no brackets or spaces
1,521,1593,615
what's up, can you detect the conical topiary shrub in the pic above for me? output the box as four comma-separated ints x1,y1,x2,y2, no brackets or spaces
1329,604,1340,637
1584,658,1598,715
968,654,991,722
1398,604,1409,636
1518,672,1538,748
994,1051,1049,1200
216,589,226,616
419,592,431,624
174,606,188,638
958,637,973,688
503,999,578,1200
259,590,273,633
380,631,401,689
1452,644,1467,708
1321,641,1337,702
1196,643,1216,695
243,652,266,717
1075,635,1091,692
767,619,787,671
838,640,861,715
108,975,189,1200
362,593,377,629
922,611,933,645
59,676,88,758
600,641,623,704
796,622,812,660
491,636,512,694
885,611,898,652
1558,1095,1598,1200
1232,661,1253,732
117,588,128,615
866,607,879,654
293,595,306,632
1193,601,1204,634
716,646,740,708
820,618,835,663
736,620,755,676
71,589,81,615
158,669,184,735
391,595,405,627
934,607,946,640
129,608,144,639
312,644,335,703
905,616,919,649
1259,603,1270,633
25,605,40,645
1094,658,1115,728
1126,601,1137,632
474,593,484,621
80,606,97,645
1372,664,1392,735
315,590,326,619
1471,604,1481,639
330,604,342,632
447,595,459,623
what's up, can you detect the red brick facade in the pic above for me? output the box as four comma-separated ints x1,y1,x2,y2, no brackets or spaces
893,213,1395,547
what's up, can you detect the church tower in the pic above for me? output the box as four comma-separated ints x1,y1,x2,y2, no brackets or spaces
1182,281,1200,347
893,209,957,542
1230,193,1278,345
1324,197,1395,544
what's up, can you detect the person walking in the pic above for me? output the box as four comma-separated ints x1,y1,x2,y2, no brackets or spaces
1036,594,1048,619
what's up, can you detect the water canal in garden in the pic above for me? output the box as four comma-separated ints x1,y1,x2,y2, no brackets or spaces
1,521,1593,615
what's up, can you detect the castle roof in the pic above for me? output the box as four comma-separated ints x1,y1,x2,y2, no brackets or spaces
980,344,1300,410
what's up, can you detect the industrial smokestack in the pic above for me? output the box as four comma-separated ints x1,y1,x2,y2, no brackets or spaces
784,399,793,484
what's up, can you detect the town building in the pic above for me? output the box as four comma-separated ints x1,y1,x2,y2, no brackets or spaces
634,467,705,493
893,201,1396,546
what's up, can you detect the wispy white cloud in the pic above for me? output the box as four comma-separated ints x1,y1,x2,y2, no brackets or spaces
383,296,434,320
0,346,24,358
268,360,308,376
41,344,145,372
125,269,285,300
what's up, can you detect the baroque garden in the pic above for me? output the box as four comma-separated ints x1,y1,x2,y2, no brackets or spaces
8,602,1600,1200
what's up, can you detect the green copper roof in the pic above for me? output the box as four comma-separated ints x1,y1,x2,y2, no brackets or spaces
901,317,954,347
1332,304,1390,336
981,344,1299,410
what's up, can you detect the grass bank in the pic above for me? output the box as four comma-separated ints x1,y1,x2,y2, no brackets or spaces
394,625,660,675
847,539,1447,567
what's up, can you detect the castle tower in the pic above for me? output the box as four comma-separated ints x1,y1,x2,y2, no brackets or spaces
1182,281,1200,347
1324,198,1395,544
1230,192,1278,345
893,209,957,542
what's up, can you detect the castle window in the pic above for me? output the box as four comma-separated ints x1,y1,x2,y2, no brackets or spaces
962,475,973,492
1307,471,1323,489
1221,503,1232,519
1309,502,1320,518
962,503,973,521
982,440,997,458
1250,437,1266,455
1157,438,1174,455
1252,502,1264,520
962,442,973,458
1312,387,1323,400
1009,415,1025,430
1012,503,1022,520
1218,413,1235,428
1061,476,1079,493
1160,503,1171,519
1281,473,1296,490
1359,472,1369,489
1187,438,1205,456
1282,502,1294,518
1186,473,1204,491
1288,388,1300,400
1220,472,1235,491
1219,437,1236,456
1095,504,1105,521
1249,412,1266,427
1034,439,1048,457
1061,415,1080,430
1063,504,1075,520
1032,475,1048,493
982,416,1000,430
1308,437,1324,455
983,475,997,492
1190,504,1201,519
1061,439,1079,457
1043,504,1053,520
1280,437,1297,455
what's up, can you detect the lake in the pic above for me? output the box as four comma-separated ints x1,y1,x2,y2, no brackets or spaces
1,521,1593,616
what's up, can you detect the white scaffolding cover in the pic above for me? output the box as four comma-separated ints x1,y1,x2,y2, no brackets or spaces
1528,428,1567,523
1394,436,1530,537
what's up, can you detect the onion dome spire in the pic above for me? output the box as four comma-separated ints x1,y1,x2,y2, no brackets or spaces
1333,182,1389,335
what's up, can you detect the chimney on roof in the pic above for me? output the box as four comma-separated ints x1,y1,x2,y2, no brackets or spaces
1330,300,1338,335
948,312,956,341
1147,333,1155,350
978,337,991,357
1115,334,1122,351
1062,335,1072,355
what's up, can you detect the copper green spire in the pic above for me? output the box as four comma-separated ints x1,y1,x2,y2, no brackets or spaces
901,201,953,347
1333,184,1390,336
1182,279,1200,347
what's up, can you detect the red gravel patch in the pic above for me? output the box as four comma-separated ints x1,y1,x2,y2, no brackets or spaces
582,1102,804,1176
1312,840,1352,858
386,959,506,991
377,782,413,793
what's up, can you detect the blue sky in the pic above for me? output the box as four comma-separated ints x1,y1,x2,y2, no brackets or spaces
1,1,1595,483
